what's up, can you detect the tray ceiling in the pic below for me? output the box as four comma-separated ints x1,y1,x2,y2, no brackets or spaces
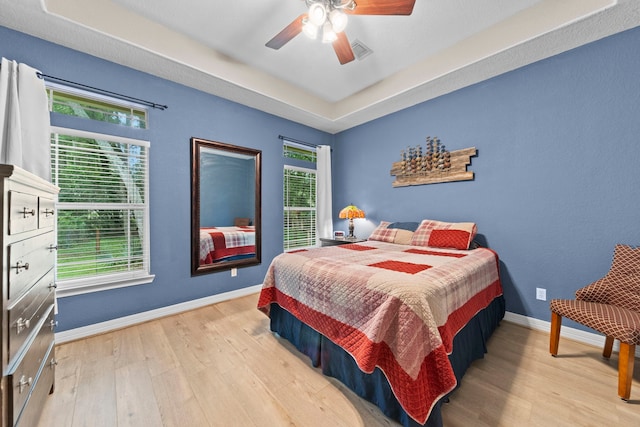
1,0,638,133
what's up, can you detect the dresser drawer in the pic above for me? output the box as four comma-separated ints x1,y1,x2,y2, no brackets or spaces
7,305,55,424
7,232,56,301
38,196,56,230
8,191,39,235
8,270,56,363
14,342,55,427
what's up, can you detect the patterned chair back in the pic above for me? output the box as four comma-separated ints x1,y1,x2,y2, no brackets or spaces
604,244,640,312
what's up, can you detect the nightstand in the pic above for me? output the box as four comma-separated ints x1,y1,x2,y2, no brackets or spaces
320,237,367,247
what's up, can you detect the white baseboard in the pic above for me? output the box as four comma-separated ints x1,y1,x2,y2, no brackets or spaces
504,311,640,357
56,296,640,359
55,284,263,344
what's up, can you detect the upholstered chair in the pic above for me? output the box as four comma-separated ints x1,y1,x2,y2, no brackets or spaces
549,244,640,401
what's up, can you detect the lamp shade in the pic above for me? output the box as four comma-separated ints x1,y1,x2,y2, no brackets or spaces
329,9,348,33
302,19,319,39
321,21,337,43
308,3,327,26
339,204,365,219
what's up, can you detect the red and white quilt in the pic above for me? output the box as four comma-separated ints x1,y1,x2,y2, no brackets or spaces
257,240,502,424
199,226,255,264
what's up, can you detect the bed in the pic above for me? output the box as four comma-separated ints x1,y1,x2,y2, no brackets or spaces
199,225,255,264
257,219,504,427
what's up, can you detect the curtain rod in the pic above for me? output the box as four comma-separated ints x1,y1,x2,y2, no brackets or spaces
36,72,168,111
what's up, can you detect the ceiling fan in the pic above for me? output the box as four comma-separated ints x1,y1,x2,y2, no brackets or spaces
266,0,416,65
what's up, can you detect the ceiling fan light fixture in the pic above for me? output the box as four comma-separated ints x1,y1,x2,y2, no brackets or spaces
321,21,337,43
267,0,415,65
302,18,319,39
308,3,327,26
329,9,348,33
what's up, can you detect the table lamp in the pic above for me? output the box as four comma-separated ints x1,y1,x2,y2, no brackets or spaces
339,204,365,238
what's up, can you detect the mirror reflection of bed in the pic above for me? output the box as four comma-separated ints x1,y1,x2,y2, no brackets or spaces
198,225,256,265
191,137,261,275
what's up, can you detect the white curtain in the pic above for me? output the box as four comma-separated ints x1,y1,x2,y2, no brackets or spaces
316,145,333,241
0,58,51,180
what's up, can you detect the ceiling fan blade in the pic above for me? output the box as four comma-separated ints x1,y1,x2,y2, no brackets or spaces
347,0,416,15
333,32,355,65
266,14,306,49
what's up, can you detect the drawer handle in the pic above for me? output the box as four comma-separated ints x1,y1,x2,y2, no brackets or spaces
22,207,36,218
18,375,33,393
50,319,58,331
43,208,55,217
13,261,29,273
15,317,31,334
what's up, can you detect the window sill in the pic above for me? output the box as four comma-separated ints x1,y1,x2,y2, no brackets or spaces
55,273,155,298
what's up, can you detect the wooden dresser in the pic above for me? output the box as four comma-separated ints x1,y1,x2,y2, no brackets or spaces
0,165,59,427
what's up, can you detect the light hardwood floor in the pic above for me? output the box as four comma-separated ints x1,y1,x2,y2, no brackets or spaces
37,294,639,427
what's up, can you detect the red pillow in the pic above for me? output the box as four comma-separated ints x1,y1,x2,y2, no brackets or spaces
428,229,473,250
410,219,477,250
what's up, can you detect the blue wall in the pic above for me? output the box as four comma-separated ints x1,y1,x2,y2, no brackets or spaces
333,26,640,330
0,26,332,331
3,24,640,333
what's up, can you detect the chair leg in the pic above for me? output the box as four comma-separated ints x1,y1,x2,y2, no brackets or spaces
550,311,562,356
603,336,614,359
618,343,635,401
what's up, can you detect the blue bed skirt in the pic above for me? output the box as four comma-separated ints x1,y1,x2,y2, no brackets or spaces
268,295,505,427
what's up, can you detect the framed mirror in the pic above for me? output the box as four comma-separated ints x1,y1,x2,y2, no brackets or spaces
191,137,262,275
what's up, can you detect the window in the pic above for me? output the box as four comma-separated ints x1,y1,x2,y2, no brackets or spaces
51,128,152,295
284,166,317,251
47,83,147,128
283,140,317,251
283,141,317,163
48,85,153,297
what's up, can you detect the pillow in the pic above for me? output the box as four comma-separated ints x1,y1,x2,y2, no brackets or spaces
393,229,414,245
388,221,420,232
234,217,250,226
410,219,477,250
368,221,398,243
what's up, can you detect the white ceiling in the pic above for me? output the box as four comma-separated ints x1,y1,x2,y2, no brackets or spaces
1,0,639,133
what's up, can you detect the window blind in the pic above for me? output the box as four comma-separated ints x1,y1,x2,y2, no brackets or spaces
284,165,317,251
50,127,151,289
